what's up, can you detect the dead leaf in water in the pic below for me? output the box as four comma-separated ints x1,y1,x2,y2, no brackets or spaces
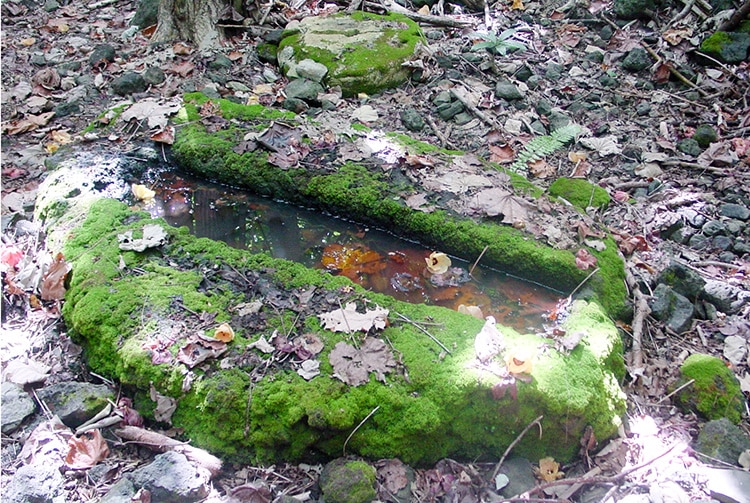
322,244,385,279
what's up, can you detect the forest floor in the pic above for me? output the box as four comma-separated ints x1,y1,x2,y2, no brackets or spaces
2,0,750,501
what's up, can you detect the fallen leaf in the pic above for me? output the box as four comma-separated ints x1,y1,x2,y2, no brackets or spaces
248,335,275,354
535,457,564,482
404,193,435,213
322,244,385,280
575,248,597,270
489,144,515,164
172,42,192,55
528,159,556,178
3,359,50,385
505,347,533,375
470,188,529,224
170,60,195,77
378,458,409,494
214,322,235,342
150,384,177,424
1,246,24,269
41,253,71,301
329,337,396,386
351,105,378,123
723,335,748,366
65,430,109,469
131,183,155,201
3,111,55,135
318,302,389,334
580,136,621,156
474,316,504,364
425,252,451,274
297,359,320,380
118,224,168,252
150,126,175,144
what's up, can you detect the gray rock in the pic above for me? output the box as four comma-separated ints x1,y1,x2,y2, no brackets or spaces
89,44,116,67
44,0,60,12
400,108,425,132
702,220,726,236
143,67,165,86
432,90,452,106
544,63,564,80
497,457,536,498
526,75,542,89
495,79,524,100
129,451,210,503
4,461,66,503
36,382,113,428
515,65,533,81
720,203,750,221
701,279,750,314
284,78,324,102
713,235,733,250
436,100,464,120
319,458,377,503
688,233,710,250
454,112,474,125
282,97,309,113
548,111,572,131
54,101,81,118
598,73,619,88
677,138,703,156
702,467,750,503
695,418,750,466
295,59,328,82
657,262,705,299
111,72,148,96
692,125,718,148
621,48,651,71
700,32,750,64
131,0,159,28
100,478,137,503
649,283,694,333
1,382,36,434
208,54,232,71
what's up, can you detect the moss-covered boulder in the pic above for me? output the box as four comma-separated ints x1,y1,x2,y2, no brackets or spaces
700,31,750,64
41,177,626,465
674,353,744,423
319,459,377,503
277,12,422,96
548,177,610,210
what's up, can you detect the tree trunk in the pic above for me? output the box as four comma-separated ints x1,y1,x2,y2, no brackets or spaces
152,0,234,50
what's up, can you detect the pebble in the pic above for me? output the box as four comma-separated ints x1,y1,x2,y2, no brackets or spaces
621,48,650,72
720,203,750,220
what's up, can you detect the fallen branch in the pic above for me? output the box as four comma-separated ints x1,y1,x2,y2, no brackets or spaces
393,312,451,354
373,0,477,27
719,0,750,31
450,85,505,135
625,269,649,377
115,425,223,477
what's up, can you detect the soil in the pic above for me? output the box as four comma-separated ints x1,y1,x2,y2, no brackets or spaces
2,0,749,502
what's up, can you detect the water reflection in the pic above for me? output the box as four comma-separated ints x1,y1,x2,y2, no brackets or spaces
144,170,563,332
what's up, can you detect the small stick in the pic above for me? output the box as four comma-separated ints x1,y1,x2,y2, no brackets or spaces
469,245,489,277
568,267,599,300
657,378,694,404
492,415,543,479
394,312,451,354
343,405,380,456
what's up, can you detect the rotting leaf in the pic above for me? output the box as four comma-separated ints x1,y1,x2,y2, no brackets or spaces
470,188,529,224
377,458,409,494
65,430,109,470
228,481,272,503
118,224,168,252
329,337,396,386
150,384,177,425
40,252,71,301
506,348,534,375
297,359,320,380
319,302,389,334
213,322,235,342
322,244,386,280
575,248,597,270
474,316,504,364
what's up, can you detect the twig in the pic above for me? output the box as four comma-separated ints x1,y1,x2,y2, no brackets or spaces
661,160,728,175
450,86,505,134
625,269,649,373
87,0,118,9
657,378,695,404
640,43,708,96
425,114,452,148
667,0,696,27
568,267,599,300
374,0,476,27
491,415,543,479
343,405,380,456
394,312,451,354
469,245,489,277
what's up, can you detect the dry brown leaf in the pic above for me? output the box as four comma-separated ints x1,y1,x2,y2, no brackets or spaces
318,302,389,334
470,188,529,224
489,144,515,164
65,430,110,470
404,193,435,213
172,42,192,55
214,322,235,342
3,111,55,135
41,252,71,301
378,458,410,494
150,126,175,144
575,248,597,270
528,159,555,178
329,337,396,386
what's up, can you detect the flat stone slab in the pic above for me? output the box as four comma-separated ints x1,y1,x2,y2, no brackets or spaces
278,12,422,96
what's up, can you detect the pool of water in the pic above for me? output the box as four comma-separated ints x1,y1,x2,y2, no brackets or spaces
142,169,563,332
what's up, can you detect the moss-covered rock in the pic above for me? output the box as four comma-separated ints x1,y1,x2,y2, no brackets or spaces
674,353,744,423
548,177,611,210
277,12,422,96
319,459,377,503
700,31,750,64
692,124,718,148
49,192,626,465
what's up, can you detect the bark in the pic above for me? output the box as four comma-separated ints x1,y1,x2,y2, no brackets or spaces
152,0,232,50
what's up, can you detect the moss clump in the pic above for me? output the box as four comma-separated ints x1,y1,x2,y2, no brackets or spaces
182,92,296,122
674,353,744,423
548,177,610,210
319,459,377,503
692,124,718,148
700,31,750,64
278,12,422,96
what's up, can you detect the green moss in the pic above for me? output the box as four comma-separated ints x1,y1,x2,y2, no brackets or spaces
675,353,743,423
700,31,732,53
320,459,377,503
386,132,463,156
548,177,610,210
82,103,129,133
182,92,296,122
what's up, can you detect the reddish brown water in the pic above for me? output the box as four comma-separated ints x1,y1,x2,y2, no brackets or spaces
144,170,563,332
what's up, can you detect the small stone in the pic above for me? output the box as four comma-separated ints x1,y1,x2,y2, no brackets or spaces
4,461,65,503
143,66,165,86
613,0,655,19
100,478,136,503
436,101,464,120
54,101,81,117
495,79,524,100
256,42,278,64
636,102,651,115
36,382,113,428
1,382,36,434
688,233,710,250
89,43,116,67
282,97,309,113
111,72,147,96
692,125,718,148
526,75,542,89
515,65,533,81
534,100,552,116
695,418,750,464
44,0,60,11
432,90,452,106
720,203,750,220
600,25,614,40
295,59,328,82
400,108,425,132
702,467,750,503
548,111,572,131
284,78,324,102
677,138,702,156
131,0,159,28
544,63,564,80
598,73,618,88
454,112,474,125
319,459,377,503
701,279,750,314
263,28,284,44
702,220,726,236
657,262,705,299
497,457,536,498
129,451,210,502
712,235,733,250
649,283,694,333
621,48,651,71
208,54,232,71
